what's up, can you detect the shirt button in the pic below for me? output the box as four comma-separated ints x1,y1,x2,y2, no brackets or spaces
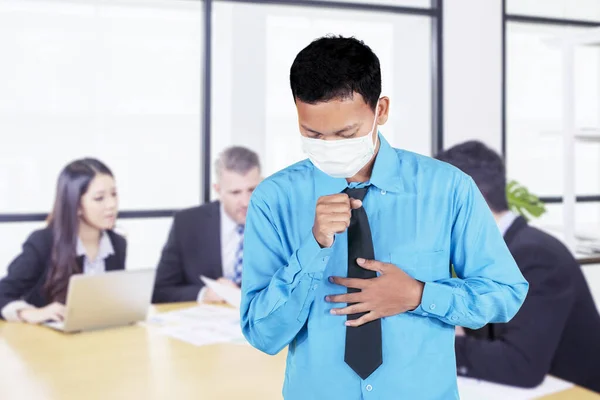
451,315,459,321
312,284,318,290
458,366,468,375
366,384,373,392
323,256,330,262
429,304,436,310
380,190,386,195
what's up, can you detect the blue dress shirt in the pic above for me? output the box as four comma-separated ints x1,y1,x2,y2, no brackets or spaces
241,134,528,400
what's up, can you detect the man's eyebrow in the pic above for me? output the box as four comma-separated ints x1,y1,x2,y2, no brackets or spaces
301,124,359,136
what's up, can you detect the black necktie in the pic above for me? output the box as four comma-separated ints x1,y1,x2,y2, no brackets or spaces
344,186,382,380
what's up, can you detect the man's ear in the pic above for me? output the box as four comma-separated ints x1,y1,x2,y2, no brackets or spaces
376,96,390,125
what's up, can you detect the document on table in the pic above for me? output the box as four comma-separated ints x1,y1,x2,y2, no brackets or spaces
458,375,573,400
147,304,246,347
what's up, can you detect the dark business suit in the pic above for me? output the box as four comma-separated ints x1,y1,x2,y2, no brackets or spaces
152,201,223,303
0,227,127,315
456,216,600,393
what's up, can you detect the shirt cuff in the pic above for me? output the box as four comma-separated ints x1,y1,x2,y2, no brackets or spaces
418,281,453,318
1,300,34,322
197,287,207,303
295,231,334,275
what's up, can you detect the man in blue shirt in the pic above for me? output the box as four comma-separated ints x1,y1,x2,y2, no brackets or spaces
240,36,528,400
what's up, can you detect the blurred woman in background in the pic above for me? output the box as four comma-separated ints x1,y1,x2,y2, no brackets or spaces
0,158,126,323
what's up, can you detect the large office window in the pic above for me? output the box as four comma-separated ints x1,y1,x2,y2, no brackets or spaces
0,0,203,274
210,1,439,200
504,1,600,235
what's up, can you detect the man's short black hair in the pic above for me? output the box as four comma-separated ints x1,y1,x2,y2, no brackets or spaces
436,141,509,213
290,35,381,111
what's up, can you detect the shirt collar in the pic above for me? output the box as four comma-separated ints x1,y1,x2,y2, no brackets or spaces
497,211,518,237
314,133,404,198
220,203,242,234
76,231,114,261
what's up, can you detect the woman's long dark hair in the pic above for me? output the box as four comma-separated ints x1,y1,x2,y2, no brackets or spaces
44,158,114,303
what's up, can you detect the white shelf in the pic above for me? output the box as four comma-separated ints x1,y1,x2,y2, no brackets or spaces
537,224,600,242
545,27,600,47
536,225,600,260
541,128,600,142
577,128,600,142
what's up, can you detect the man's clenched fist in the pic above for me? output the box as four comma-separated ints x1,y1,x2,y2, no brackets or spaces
313,194,362,248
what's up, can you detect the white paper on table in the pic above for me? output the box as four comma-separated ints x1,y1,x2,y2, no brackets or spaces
200,275,242,308
161,325,229,347
146,304,247,347
458,375,574,400
147,303,239,325
160,323,246,347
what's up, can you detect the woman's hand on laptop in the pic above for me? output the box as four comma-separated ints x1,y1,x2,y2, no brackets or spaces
18,302,66,324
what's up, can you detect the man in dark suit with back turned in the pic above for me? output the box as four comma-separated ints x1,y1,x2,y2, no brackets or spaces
436,140,600,393
152,146,261,304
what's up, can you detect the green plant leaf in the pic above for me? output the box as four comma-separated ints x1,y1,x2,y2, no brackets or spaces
506,180,546,221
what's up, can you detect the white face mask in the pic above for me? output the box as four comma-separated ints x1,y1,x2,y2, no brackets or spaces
301,102,380,178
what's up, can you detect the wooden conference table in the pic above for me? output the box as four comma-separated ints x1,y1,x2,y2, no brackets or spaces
0,303,597,400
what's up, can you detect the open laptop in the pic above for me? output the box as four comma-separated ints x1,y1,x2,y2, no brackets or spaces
44,269,156,333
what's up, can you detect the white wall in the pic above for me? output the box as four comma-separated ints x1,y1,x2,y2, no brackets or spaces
443,0,503,152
